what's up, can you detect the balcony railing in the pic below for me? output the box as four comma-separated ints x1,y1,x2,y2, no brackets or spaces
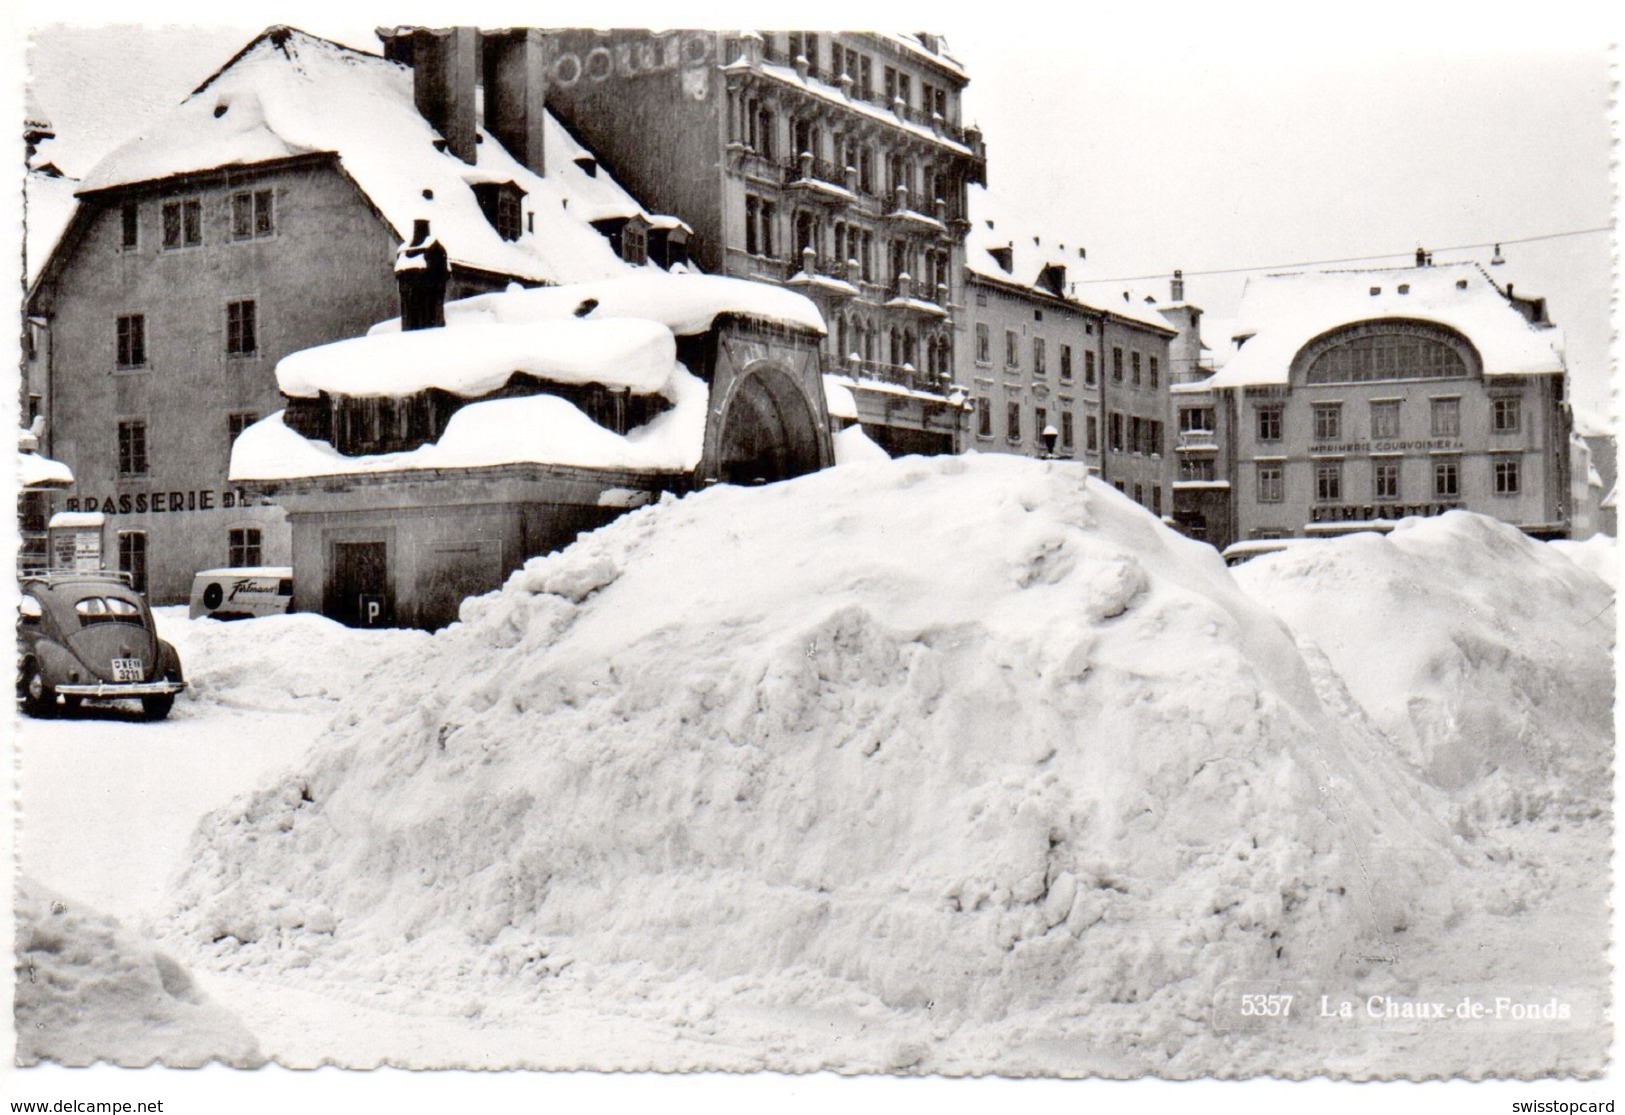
821,351,952,397
1176,429,1218,452
886,274,949,309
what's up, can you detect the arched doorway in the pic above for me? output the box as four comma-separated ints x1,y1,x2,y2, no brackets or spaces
716,364,824,486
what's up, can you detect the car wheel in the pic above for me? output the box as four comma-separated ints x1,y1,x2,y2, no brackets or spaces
18,661,56,718
141,692,176,721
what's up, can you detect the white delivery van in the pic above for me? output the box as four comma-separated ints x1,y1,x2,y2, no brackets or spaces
188,566,294,620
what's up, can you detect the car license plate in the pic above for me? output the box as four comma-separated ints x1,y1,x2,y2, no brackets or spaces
111,658,144,682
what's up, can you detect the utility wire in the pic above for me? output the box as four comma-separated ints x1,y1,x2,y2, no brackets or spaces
1068,225,1615,286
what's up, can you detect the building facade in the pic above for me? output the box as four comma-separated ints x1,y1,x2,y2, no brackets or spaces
959,196,1178,518
537,29,988,456
1176,260,1572,550
25,26,678,603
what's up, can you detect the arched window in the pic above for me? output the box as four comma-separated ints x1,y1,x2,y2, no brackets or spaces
1292,319,1481,386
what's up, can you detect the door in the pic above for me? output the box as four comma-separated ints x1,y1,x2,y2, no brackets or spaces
328,541,389,627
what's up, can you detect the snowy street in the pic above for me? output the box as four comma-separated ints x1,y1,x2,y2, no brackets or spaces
11,461,1616,1075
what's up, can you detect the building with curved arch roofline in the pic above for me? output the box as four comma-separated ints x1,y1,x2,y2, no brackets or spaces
1170,257,1573,551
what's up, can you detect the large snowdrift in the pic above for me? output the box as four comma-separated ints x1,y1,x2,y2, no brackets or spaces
1233,514,1614,831
165,453,1518,1074
15,878,261,1067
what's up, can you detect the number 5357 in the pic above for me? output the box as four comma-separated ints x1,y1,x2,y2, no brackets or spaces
1240,994,1293,1017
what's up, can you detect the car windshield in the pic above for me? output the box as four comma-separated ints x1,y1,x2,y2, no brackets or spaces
74,596,144,625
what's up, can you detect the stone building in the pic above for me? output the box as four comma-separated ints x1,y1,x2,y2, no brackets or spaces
24,26,684,602
530,29,988,456
959,190,1178,518
1177,258,1573,550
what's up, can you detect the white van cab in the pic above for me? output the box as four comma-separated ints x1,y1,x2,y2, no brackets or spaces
188,567,294,620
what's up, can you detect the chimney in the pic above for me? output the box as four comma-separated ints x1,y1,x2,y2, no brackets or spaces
1170,268,1185,302
1415,247,1426,268
396,219,449,331
412,27,479,165
482,28,549,177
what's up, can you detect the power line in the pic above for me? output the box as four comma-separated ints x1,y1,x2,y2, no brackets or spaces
1069,225,1615,286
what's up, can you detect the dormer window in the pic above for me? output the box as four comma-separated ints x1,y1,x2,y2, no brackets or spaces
471,181,526,241
1038,263,1067,298
574,154,598,178
988,245,1013,273
622,216,648,265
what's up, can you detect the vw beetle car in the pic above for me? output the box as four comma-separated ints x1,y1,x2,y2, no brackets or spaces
17,572,186,720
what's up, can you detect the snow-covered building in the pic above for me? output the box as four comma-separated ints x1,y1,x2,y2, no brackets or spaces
17,423,75,575
1180,257,1573,549
24,26,688,602
528,29,987,457
232,271,832,629
959,187,1179,517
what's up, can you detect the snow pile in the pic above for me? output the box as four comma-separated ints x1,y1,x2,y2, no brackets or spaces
370,269,827,339
19,448,74,488
168,454,1472,1072
156,609,431,714
231,364,709,481
275,317,676,399
1551,533,1617,590
1206,263,1564,390
15,877,261,1067
833,424,890,464
1234,513,1613,829
75,28,652,286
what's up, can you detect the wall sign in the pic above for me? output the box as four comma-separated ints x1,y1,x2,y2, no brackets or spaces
64,489,260,515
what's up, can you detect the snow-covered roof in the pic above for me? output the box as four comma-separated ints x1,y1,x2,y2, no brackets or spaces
24,170,79,287
47,511,104,529
73,27,669,287
964,186,1175,336
19,449,74,489
822,376,859,421
372,271,827,339
276,318,675,399
232,365,708,481
1204,262,1566,391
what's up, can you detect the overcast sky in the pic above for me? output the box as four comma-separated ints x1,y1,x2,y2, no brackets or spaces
17,3,1618,424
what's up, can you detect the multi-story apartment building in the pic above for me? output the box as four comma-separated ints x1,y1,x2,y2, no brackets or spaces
24,26,685,603
959,192,1179,517
536,29,988,456
1175,257,1573,550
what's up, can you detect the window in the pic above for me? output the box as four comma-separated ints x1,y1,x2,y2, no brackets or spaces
976,396,992,438
1134,484,1144,505
1129,416,1143,454
117,419,148,477
1060,345,1073,381
1370,400,1401,440
1493,396,1521,433
1152,487,1162,516
1035,406,1048,442
1061,411,1074,449
1316,461,1342,502
1431,397,1461,437
1256,405,1283,442
1181,457,1216,482
745,195,776,257
1149,420,1163,455
1434,458,1459,498
1112,347,1124,382
1374,460,1400,500
1180,407,1215,432
118,531,148,594
1033,337,1047,375
1109,412,1124,452
975,323,990,364
161,198,201,249
230,189,274,240
1313,403,1342,441
1494,458,1521,495
1006,400,1021,441
1149,355,1160,389
226,300,257,356
1301,320,1474,384
1257,464,1283,503
120,202,139,250
228,412,259,460
229,527,263,567
1005,329,1019,368
1086,414,1099,452
622,220,647,265
116,314,146,369
1085,350,1097,385
1131,351,1141,386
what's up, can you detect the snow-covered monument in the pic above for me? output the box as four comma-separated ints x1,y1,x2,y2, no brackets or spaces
232,269,832,629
